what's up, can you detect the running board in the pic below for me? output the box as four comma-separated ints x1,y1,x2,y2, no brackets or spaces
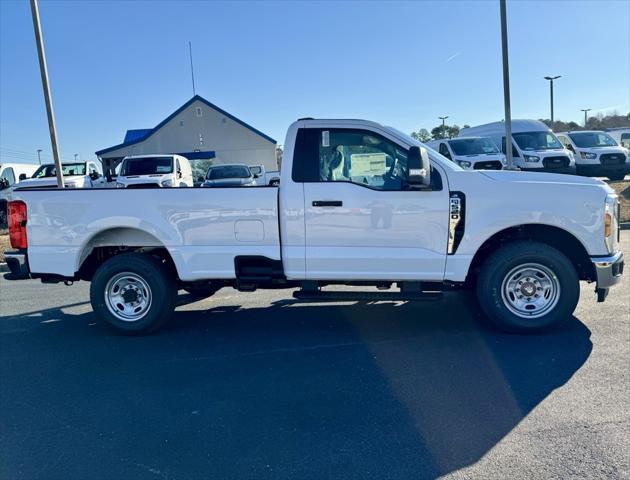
292,290,442,302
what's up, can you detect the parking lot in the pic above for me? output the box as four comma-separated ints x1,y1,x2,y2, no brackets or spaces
0,232,628,480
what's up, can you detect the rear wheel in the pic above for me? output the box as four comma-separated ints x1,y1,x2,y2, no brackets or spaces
476,241,579,333
607,172,627,181
90,253,176,334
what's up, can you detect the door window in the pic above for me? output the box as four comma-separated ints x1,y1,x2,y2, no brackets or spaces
316,129,409,191
438,143,451,159
1,167,16,186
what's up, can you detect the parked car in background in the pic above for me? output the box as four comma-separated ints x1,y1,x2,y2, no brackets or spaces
4,118,624,335
556,130,630,181
0,162,39,224
14,161,105,190
115,155,193,188
460,120,576,174
605,128,630,149
202,164,257,187
426,137,506,170
249,164,281,186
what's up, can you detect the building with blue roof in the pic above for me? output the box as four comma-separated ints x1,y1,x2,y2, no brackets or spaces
95,95,277,176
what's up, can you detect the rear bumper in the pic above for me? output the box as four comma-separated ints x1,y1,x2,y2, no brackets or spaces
591,251,624,301
3,250,30,280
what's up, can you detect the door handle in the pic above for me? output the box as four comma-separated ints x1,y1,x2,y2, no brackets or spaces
312,200,343,207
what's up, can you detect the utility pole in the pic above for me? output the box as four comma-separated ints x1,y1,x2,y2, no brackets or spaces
36,149,42,165
500,0,517,170
29,0,64,187
439,116,449,138
544,75,561,125
580,108,592,128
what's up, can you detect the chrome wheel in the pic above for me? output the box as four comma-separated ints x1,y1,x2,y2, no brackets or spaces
501,263,560,319
104,272,152,322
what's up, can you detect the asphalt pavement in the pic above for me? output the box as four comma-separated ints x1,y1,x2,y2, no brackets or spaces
0,234,628,480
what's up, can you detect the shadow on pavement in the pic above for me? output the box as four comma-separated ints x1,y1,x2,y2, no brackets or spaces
0,292,592,479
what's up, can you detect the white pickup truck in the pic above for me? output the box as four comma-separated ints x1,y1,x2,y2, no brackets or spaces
4,119,624,334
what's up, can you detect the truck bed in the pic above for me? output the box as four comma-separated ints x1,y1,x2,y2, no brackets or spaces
14,187,280,281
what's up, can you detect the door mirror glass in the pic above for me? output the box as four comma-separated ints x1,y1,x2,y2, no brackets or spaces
407,146,431,187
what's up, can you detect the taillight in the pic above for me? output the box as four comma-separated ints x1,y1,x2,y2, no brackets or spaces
8,200,27,249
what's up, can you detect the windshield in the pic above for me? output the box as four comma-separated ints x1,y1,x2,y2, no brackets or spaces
449,138,500,156
207,165,252,180
32,163,86,178
513,131,563,151
568,132,618,148
383,127,464,171
121,157,173,176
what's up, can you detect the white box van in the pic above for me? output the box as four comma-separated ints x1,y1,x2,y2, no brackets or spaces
556,130,629,181
460,120,576,174
115,155,193,188
426,137,506,170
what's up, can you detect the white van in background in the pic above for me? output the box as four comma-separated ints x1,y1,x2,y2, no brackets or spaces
426,137,506,170
115,155,193,188
460,120,576,174
605,128,630,149
556,131,630,181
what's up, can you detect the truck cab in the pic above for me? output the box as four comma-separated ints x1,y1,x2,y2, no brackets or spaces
556,130,629,181
426,137,506,170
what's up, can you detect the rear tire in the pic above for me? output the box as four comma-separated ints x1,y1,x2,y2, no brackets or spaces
90,253,176,334
476,241,579,333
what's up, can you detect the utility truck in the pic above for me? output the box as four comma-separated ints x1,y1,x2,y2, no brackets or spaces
4,119,624,334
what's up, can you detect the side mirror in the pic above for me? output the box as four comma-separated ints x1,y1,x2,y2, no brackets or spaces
567,144,575,152
253,173,260,179
407,146,431,188
19,173,27,181
177,170,183,179
89,172,99,180
197,176,205,184
0,178,8,190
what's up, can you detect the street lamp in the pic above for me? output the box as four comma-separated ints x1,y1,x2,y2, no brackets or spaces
74,153,78,161
544,75,561,125
439,116,449,138
36,149,42,165
580,108,592,128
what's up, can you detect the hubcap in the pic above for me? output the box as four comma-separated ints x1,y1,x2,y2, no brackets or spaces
104,272,152,322
501,263,560,319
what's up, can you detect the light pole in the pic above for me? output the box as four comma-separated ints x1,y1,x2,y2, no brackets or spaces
500,0,517,170
544,75,561,125
439,116,449,138
36,149,42,165
74,153,78,161
580,108,592,128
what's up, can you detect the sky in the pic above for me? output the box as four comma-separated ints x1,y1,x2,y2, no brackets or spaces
1,0,629,165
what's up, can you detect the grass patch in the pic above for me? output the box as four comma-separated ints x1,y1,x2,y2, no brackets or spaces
0,229,9,262
608,180,630,223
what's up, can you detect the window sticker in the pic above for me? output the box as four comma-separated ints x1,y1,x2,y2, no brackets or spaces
322,131,330,147
350,153,387,176
156,165,172,173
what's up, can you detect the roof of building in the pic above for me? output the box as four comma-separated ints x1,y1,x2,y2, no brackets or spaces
96,95,276,157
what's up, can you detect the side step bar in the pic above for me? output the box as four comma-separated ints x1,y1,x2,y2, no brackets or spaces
292,290,442,302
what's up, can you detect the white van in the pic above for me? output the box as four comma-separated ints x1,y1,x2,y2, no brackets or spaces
460,120,576,174
14,161,105,190
426,137,506,170
556,131,629,181
605,128,630,149
115,154,193,188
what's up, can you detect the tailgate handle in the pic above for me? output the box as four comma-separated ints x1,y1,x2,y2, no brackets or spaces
312,200,343,207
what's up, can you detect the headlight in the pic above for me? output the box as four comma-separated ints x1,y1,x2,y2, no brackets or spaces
161,179,173,187
580,152,597,160
524,155,540,162
604,194,619,253
115,182,126,188
457,160,472,169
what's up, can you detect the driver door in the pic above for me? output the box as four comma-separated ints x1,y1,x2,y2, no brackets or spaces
302,127,449,281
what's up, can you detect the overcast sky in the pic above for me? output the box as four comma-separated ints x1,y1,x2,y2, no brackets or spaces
1,0,628,164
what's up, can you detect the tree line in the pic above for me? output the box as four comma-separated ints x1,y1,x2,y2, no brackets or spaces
411,112,630,142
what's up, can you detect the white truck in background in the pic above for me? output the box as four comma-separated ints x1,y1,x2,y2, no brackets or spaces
249,164,281,186
460,120,576,174
4,118,624,335
556,131,630,181
426,137,506,170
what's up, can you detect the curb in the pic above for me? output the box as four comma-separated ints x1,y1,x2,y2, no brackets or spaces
621,223,630,231
0,262,8,273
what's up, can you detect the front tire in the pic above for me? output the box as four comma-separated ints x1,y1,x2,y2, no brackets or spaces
476,241,579,333
90,253,176,334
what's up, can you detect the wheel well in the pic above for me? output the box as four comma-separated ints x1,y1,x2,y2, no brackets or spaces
467,224,594,283
77,246,178,281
